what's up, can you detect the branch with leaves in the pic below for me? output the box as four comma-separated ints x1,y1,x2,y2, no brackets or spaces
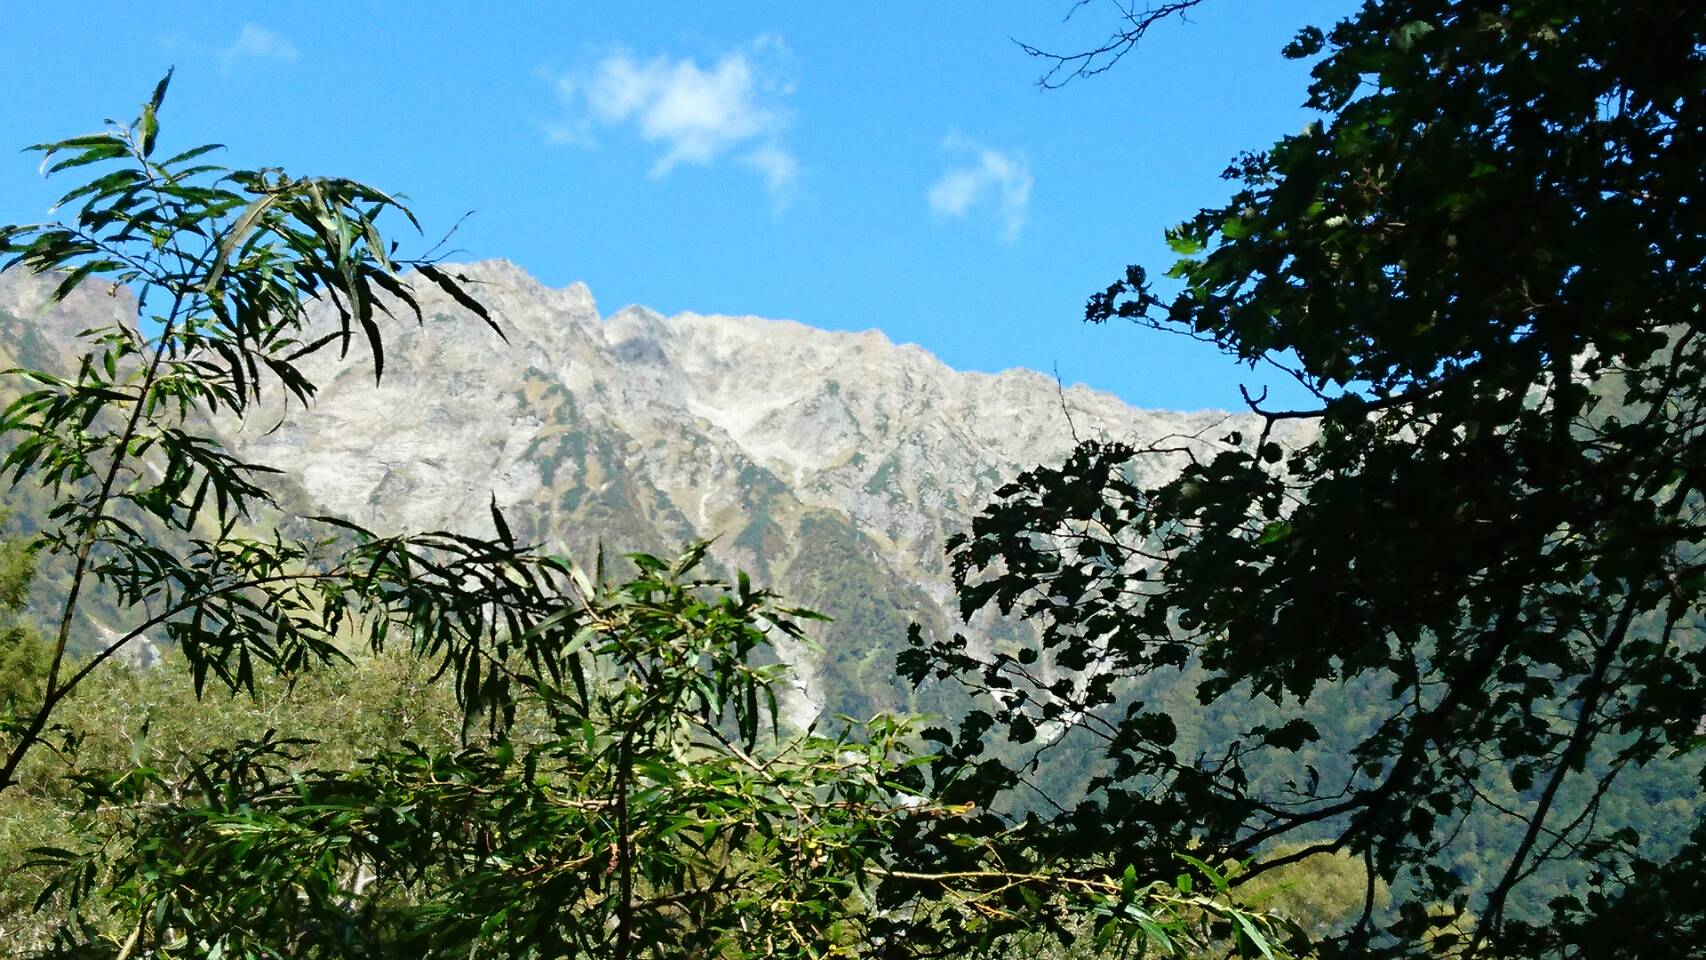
925,2,1706,956
0,70,522,797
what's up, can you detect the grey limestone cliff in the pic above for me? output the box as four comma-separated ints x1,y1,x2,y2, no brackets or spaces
2,261,1241,724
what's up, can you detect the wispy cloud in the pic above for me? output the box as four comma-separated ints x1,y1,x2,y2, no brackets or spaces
742,143,800,212
928,134,1033,242
220,24,299,66
546,36,799,207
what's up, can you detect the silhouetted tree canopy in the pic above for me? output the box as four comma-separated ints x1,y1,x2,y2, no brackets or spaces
906,2,1706,955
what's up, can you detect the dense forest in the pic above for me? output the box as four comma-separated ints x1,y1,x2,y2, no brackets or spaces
2,1,1703,957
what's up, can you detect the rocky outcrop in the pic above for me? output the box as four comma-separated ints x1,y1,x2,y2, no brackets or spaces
2,260,1243,724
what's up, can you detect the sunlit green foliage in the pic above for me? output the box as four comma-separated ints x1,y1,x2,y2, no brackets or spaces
0,554,1303,959
0,68,538,802
26,548,930,958
0,518,46,721
0,646,463,949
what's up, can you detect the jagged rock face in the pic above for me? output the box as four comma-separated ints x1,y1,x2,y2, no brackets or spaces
1,261,1238,724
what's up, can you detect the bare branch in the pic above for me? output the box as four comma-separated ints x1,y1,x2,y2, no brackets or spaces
1015,1,1211,88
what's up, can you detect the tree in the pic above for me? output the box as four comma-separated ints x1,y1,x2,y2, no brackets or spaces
905,2,1706,956
31,548,916,958
0,516,46,716
25,546,1305,960
0,77,1297,958
0,69,550,801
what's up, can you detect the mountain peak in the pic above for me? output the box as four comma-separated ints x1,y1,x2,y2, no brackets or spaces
6,257,1249,725
442,258,593,306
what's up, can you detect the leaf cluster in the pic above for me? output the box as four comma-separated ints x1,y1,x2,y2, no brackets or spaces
0,70,522,797
925,2,1706,956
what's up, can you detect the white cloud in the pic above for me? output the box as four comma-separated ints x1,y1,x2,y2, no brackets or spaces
742,143,799,210
548,36,798,206
220,24,299,65
928,135,1033,242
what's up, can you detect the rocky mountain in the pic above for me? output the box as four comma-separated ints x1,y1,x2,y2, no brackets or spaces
7,264,1700,930
0,261,1237,724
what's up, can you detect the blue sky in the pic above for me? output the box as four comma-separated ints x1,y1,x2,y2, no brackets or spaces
0,1,1353,411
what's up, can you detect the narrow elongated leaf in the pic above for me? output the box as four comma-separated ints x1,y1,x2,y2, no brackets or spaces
416,264,505,341
139,104,159,159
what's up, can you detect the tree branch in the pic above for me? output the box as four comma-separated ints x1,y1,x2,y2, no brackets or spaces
1016,1,1212,88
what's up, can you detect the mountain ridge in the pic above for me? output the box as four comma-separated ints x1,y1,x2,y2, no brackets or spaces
0,260,1246,723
